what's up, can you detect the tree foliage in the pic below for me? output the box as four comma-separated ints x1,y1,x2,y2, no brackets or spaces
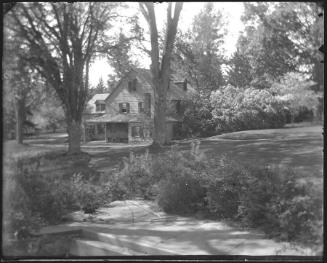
271,72,320,122
107,32,138,78
173,3,227,95
9,2,120,153
3,26,45,142
228,2,324,89
32,88,66,133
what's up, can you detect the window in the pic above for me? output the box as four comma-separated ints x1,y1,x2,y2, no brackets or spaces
96,103,105,112
132,126,143,138
138,102,144,113
176,100,181,114
119,102,130,113
128,78,137,92
97,124,104,134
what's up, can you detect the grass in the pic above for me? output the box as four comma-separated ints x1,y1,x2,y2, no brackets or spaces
4,123,322,183
89,124,323,185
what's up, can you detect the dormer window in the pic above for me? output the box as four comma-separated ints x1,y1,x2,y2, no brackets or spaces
119,102,130,113
96,102,105,112
128,78,137,92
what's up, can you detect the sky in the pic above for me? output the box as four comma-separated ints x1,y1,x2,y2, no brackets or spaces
89,2,245,87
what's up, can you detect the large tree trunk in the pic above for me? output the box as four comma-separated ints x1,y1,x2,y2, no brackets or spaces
67,119,82,154
153,79,168,145
15,98,25,144
140,2,183,147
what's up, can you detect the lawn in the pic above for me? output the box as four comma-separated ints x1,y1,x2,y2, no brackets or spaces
89,123,323,185
4,123,323,184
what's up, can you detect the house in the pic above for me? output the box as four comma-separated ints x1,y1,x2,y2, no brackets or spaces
82,68,194,143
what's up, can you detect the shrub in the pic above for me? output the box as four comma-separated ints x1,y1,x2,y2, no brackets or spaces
178,93,217,138
157,173,206,214
16,171,77,224
71,173,107,214
4,152,109,246
205,157,323,247
210,85,287,132
108,144,322,249
154,143,208,214
114,150,156,199
3,174,44,244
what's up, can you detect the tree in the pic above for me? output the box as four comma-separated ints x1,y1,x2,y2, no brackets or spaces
172,3,227,95
32,88,66,133
95,77,106,93
9,2,120,154
231,2,324,89
3,25,44,143
271,72,319,123
227,48,253,88
139,2,183,146
107,31,138,78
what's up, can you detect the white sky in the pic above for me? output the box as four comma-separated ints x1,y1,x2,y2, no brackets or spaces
89,2,245,86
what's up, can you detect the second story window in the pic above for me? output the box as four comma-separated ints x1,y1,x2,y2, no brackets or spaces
128,78,137,92
96,103,105,112
119,102,130,113
176,100,181,114
138,102,144,113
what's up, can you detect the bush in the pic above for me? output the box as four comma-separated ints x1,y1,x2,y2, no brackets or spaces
4,153,109,246
112,150,156,200
178,93,217,138
71,173,108,214
210,85,287,132
205,157,323,247
157,173,206,214
115,145,322,248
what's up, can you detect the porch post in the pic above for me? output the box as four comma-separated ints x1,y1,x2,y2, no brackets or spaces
128,123,132,143
95,123,98,137
82,122,86,143
105,123,107,142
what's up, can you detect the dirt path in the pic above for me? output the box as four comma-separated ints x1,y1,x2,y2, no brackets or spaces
39,200,317,256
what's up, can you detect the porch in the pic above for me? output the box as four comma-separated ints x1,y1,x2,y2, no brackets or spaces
83,121,152,144
83,113,178,144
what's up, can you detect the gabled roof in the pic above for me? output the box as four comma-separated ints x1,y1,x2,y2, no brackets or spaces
106,67,196,101
89,93,110,103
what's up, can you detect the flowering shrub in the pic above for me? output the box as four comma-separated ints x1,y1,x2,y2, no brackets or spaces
210,85,286,131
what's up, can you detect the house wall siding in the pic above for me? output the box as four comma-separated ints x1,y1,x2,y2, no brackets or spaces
105,73,154,116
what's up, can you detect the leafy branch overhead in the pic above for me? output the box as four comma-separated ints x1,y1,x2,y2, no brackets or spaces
8,2,122,153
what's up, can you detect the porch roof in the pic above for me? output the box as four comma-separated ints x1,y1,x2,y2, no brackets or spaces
85,113,178,123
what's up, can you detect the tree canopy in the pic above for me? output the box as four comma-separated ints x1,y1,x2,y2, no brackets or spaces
172,3,227,95
8,2,121,153
228,2,324,89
